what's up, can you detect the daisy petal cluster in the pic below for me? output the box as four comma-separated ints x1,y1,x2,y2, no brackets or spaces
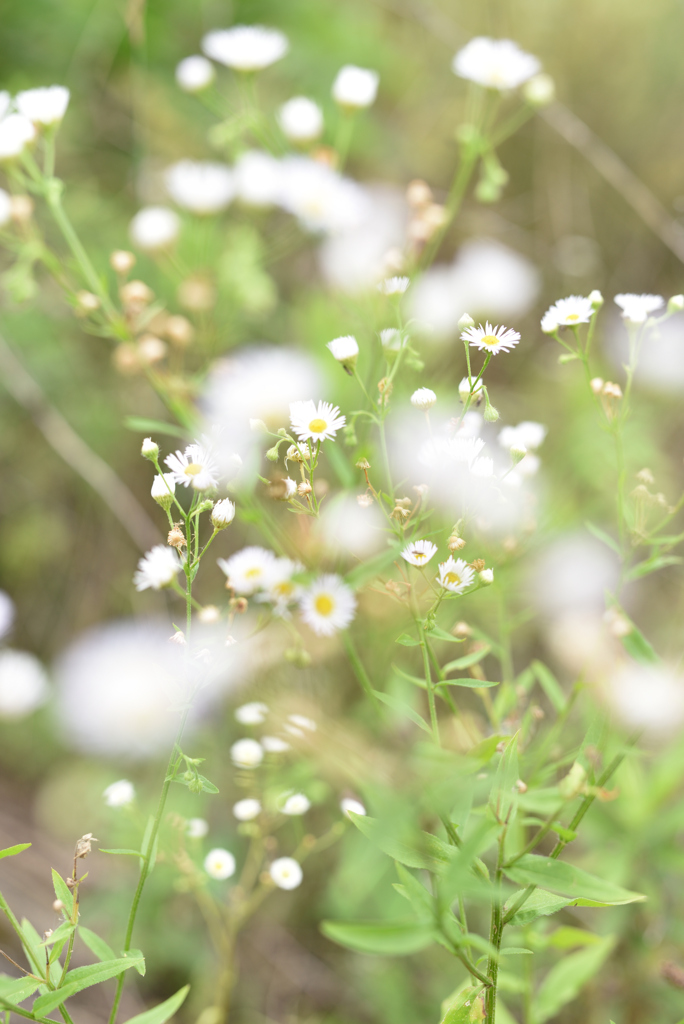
16,86,70,125
204,848,236,880
201,25,289,72
0,114,36,160
176,55,215,92
401,540,438,566
165,161,235,214
332,65,379,108
103,780,135,808
541,295,595,332
218,547,277,595
165,443,218,491
230,738,264,768
129,206,180,251
437,557,476,594
290,400,346,443
461,321,520,355
614,293,664,324
299,574,357,636
133,546,182,591
233,798,262,821
452,37,541,90
378,276,410,295
269,857,303,890
278,97,324,142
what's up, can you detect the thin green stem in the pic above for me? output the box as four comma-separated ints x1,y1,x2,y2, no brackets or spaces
342,630,379,709
484,829,507,1024
417,621,440,744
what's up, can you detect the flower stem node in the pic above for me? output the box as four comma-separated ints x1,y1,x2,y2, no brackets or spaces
141,436,159,461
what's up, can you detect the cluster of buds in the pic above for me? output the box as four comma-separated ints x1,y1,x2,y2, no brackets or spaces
591,377,623,419
390,496,412,523
377,376,393,406
405,179,448,252
448,522,466,551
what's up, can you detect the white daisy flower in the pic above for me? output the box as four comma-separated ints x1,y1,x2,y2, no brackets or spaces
327,335,359,371
133,545,182,591
437,556,475,594
541,310,561,334
498,421,547,451
279,156,370,234
234,150,283,207
278,96,324,141
269,857,303,890
410,388,436,410
165,443,218,491
378,275,410,295
261,735,291,753
614,293,664,323
16,86,70,125
299,574,357,636
541,295,594,330
458,377,484,402
204,848,236,880
380,328,403,352
217,546,277,595
0,115,36,160
280,792,311,815
230,738,264,768
257,558,303,615
288,713,316,731
471,456,494,478
103,780,135,807
332,65,379,108
452,37,541,90
235,701,269,725
401,540,438,566
202,25,289,71
129,206,180,251
461,321,520,355
233,798,262,821
211,498,236,529
165,160,235,215
187,817,209,838
341,797,366,817
176,55,215,92
289,400,346,443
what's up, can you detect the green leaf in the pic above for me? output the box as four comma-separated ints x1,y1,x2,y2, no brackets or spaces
320,919,434,956
442,647,492,672
393,864,434,921
373,690,432,734
424,624,465,644
40,920,75,947
123,416,187,439
392,664,430,688
121,984,190,1024
437,820,497,907
585,521,621,556
499,947,533,955
0,844,31,860
489,733,520,825
348,814,431,869
504,855,645,905
547,926,603,950
504,889,572,927
438,678,500,689
624,555,682,582
439,984,485,1024
51,869,74,917
0,976,41,1003
20,918,45,978
197,775,219,794
396,633,421,647
33,984,80,1015
533,935,616,1023
124,949,146,976
79,927,116,963
606,598,659,664
63,953,146,993
549,824,577,842
531,661,566,712
99,849,143,857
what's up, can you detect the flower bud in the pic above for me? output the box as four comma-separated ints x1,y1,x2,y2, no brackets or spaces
478,568,494,586
168,525,186,549
151,473,175,508
165,314,194,347
590,377,604,394
75,290,100,314
327,335,359,373
141,437,159,460
266,445,280,462
458,312,474,330
589,289,604,308
510,444,528,465
523,73,555,107
668,294,684,313
110,249,136,274
558,761,587,800
410,387,436,410
250,419,268,433
448,535,466,551
284,647,313,668
211,499,236,529
483,397,499,422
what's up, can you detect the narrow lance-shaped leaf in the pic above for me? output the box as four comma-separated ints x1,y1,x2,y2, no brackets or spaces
533,935,616,1024
320,919,435,956
0,844,31,861
489,732,520,825
504,854,645,905
33,984,80,1016
51,869,74,917
61,953,146,995
79,927,116,963
121,984,191,1024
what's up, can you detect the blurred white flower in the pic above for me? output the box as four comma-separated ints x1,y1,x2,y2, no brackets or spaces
0,114,36,160
498,421,547,452
614,293,664,324
103,779,135,807
452,37,540,90
218,547,277,595
402,540,437,567
279,97,324,141
541,295,595,330
279,156,370,234
341,797,366,817
233,798,261,821
230,737,264,768
204,848,236,879
280,792,311,815
0,591,15,640
378,275,409,295
234,701,269,725
319,185,407,293
269,856,303,890
0,650,48,718
133,546,182,592
165,161,235,214
527,533,620,617
327,335,359,370
380,328,403,353
129,206,180,251
458,377,484,402
462,321,520,355
0,93,9,120
165,442,218,491
604,662,684,736
256,558,303,616
332,66,379,108
437,557,475,594
288,713,316,731
234,150,282,207
319,495,385,560
261,735,290,753
410,388,436,410
16,86,70,125
187,817,209,838
202,25,289,71
299,575,357,636
176,55,215,92
0,189,12,227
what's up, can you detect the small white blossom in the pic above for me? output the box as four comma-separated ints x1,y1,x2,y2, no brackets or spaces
234,701,269,725
541,295,594,331
332,66,379,108
0,651,48,718
211,498,236,529
16,86,70,125
290,400,346,443
233,149,282,207
378,275,410,295
141,437,159,458
452,37,541,90
202,25,289,71
410,388,436,410
232,798,262,821
341,797,366,817
187,817,209,838
280,792,311,815
614,293,664,324
204,848,236,879
103,780,135,807
288,713,316,732
269,856,303,890
498,421,547,451
278,96,324,141
218,546,277,595
327,335,359,370
230,738,264,768
256,558,303,615
151,473,175,507
380,328,403,352
401,539,438,567
165,443,218,491
261,735,291,753
279,156,369,234
437,556,475,594
0,114,36,160
176,55,215,92
165,161,235,215
129,206,180,251
461,321,520,355
133,546,182,591
299,574,357,636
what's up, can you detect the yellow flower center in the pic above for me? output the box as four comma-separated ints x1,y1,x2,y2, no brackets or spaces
245,567,262,579
309,418,327,433
444,572,461,586
481,334,499,348
412,550,427,561
184,463,202,476
314,594,334,616
565,313,580,322
274,581,294,597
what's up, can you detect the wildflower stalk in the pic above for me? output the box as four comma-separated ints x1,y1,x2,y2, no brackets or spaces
483,829,507,1023
342,630,379,710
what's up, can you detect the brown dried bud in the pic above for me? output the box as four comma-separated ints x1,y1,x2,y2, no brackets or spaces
52,899,64,912
75,290,100,314
452,621,471,638
636,467,655,485
357,493,373,507
355,458,370,470
121,279,153,310
395,497,412,509
470,558,486,572
110,250,136,275
112,343,141,375
43,929,53,940
10,194,34,223
75,833,98,859
377,377,393,398
514,779,528,794
602,381,623,399
390,505,411,521
168,525,186,549
448,535,466,551
178,275,215,312
298,481,312,496
406,179,433,208
662,962,684,990
230,597,248,614
138,334,168,365
531,705,545,721
165,315,195,347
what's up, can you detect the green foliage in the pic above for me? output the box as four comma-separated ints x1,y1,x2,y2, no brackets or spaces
321,919,435,956
504,854,645,905
532,936,616,1023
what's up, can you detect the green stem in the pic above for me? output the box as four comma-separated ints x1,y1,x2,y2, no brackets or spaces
484,830,506,1024
417,621,440,744
342,630,379,709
